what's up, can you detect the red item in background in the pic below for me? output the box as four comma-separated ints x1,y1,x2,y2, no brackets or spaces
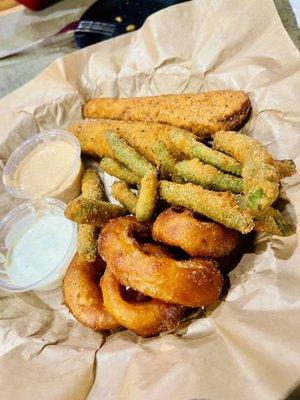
17,0,59,11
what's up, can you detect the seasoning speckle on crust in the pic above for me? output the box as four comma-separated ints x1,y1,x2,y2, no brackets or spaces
153,208,239,258
83,91,251,138
99,216,223,308
62,255,119,331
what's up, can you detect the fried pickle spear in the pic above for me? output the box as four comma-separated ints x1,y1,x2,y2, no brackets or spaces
175,159,243,193
65,198,126,226
136,171,158,222
170,129,243,176
78,168,105,262
213,131,280,211
105,131,155,178
69,119,190,164
111,181,137,214
84,91,251,138
99,158,141,185
159,181,254,234
234,195,295,236
70,120,295,179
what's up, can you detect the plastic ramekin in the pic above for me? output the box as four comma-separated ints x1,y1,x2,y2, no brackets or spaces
2,130,83,203
0,198,77,292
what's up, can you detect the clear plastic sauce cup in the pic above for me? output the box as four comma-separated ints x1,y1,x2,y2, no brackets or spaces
2,130,83,203
0,198,77,292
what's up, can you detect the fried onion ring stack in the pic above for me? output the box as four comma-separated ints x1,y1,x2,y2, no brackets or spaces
99,217,223,308
64,209,239,337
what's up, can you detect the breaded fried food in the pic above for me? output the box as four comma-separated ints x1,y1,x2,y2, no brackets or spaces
152,140,181,181
78,225,100,263
99,216,223,308
78,168,105,262
65,197,126,226
275,159,296,179
175,159,243,193
81,167,105,201
101,244,184,337
159,181,254,234
105,131,155,177
100,158,141,185
213,131,280,211
69,119,189,164
84,91,251,138
111,181,137,214
254,209,295,236
213,132,296,178
170,129,243,176
62,255,119,331
152,208,239,258
101,269,184,337
136,171,158,222
234,195,295,236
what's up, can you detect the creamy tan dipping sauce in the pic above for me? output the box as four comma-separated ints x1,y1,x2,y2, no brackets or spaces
13,140,83,203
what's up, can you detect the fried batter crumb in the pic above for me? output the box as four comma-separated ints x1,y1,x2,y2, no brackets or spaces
126,24,136,32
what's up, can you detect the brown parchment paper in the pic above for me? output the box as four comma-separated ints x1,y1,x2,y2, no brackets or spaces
0,1,300,399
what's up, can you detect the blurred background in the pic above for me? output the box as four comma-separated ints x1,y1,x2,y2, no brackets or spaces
0,0,299,99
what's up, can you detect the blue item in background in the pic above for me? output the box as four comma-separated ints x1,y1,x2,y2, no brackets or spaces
75,0,189,48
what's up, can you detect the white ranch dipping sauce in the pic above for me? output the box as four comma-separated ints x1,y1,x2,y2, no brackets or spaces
5,213,75,288
12,140,83,203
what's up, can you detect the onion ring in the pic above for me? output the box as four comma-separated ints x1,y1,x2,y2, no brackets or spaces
99,216,223,308
101,243,185,337
152,208,238,258
62,255,119,331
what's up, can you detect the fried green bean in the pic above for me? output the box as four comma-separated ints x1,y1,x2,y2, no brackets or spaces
170,129,243,176
175,159,243,193
78,224,100,262
77,168,105,262
105,131,155,178
65,198,126,226
159,181,254,233
234,195,295,236
136,171,158,222
100,157,141,185
275,159,296,179
213,131,279,212
152,140,182,182
111,181,137,214
81,167,106,201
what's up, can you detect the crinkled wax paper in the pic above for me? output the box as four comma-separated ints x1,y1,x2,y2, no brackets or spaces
0,1,299,399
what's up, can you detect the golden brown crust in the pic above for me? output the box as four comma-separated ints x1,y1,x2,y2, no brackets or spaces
62,255,119,331
69,119,190,164
101,270,184,337
83,91,251,137
99,216,223,308
78,224,100,263
78,168,104,263
152,208,239,258
101,243,184,337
